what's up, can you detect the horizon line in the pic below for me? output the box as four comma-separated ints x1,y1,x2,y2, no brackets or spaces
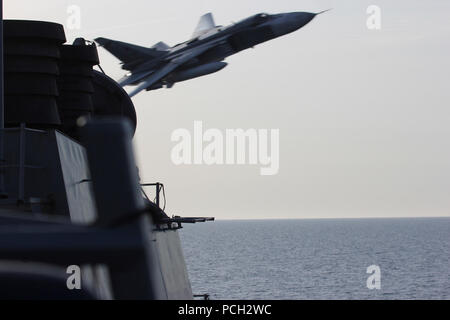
213,215,450,222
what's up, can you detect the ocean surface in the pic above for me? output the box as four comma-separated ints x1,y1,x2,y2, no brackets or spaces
179,218,450,300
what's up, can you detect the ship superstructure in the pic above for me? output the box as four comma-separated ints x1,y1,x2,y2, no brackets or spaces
0,6,212,300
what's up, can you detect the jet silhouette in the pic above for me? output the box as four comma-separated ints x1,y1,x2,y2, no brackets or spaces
95,11,328,97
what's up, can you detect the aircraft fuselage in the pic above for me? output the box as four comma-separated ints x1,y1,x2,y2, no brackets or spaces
96,11,323,96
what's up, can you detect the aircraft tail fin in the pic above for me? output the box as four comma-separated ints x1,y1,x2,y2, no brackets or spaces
192,13,216,38
95,37,165,66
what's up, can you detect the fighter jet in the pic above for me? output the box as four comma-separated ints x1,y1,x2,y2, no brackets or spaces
95,11,328,97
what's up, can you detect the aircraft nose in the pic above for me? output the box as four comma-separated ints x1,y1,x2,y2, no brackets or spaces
271,12,317,36
289,12,317,29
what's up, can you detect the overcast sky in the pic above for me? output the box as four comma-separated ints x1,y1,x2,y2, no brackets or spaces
5,0,450,219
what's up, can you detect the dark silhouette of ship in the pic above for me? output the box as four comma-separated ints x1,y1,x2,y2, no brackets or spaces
0,3,213,300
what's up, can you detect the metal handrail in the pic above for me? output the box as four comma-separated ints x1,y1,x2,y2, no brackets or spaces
141,182,165,209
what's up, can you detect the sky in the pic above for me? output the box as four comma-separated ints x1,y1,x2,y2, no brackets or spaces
4,0,450,220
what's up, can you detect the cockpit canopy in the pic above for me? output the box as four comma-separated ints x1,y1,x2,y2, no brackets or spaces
252,13,273,24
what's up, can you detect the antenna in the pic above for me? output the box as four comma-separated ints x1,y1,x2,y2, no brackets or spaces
316,9,332,15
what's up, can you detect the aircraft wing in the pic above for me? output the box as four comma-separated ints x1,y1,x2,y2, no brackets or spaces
118,69,155,87
128,41,220,97
95,37,165,68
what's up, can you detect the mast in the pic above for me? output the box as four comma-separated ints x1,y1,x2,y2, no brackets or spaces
0,0,4,195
